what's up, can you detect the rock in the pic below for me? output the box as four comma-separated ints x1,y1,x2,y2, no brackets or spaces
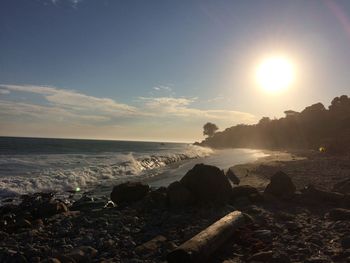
231,185,260,200
41,259,61,263
36,200,68,218
17,218,32,228
304,257,331,263
264,171,296,198
329,208,350,220
333,178,350,194
301,185,345,204
110,182,149,204
135,235,167,255
148,187,167,207
167,181,192,207
226,168,240,185
180,164,232,204
65,246,97,263
248,250,273,262
253,229,273,243
341,236,350,249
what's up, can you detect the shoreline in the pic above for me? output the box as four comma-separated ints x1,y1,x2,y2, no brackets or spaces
1,149,350,262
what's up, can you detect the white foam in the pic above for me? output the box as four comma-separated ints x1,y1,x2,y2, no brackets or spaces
0,145,213,198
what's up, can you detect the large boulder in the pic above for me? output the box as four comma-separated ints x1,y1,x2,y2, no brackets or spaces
333,178,350,194
264,171,296,198
226,168,240,185
180,164,232,203
110,182,149,204
167,181,192,207
231,185,260,200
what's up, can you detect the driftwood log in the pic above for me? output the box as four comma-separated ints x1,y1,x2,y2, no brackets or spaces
167,211,246,263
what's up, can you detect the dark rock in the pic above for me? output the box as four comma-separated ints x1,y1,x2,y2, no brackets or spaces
341,236,350,249
231,185,260,200
150,187,167,206
329,208,350,220
36,200,68,218
264,171,296,198
180,164,232,203
302,185,345,204
248,250,273,262
226,168,240,185
304,257,331,263
110,182,149,204
253,229,272,243
166,181,192,207
135,235,167,255
333,178,350,194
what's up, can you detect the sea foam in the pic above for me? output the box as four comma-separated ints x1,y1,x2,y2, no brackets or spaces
0,144,213,198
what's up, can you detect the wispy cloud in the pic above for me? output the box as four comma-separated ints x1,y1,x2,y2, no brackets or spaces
0,89,10,95
0,84,257,140
152,85,172,92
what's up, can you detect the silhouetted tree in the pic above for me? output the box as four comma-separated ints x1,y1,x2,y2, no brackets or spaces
203,122,219,137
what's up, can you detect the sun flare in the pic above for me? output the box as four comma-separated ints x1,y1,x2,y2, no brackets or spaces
256,56,295,93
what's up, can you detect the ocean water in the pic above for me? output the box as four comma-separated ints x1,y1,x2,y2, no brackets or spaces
0,137,268,200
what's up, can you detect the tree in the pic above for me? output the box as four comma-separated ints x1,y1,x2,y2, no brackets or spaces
203,122,219,137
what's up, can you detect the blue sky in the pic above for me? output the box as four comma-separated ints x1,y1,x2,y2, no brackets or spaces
1,0,350,141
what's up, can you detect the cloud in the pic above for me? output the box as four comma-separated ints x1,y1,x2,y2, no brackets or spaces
1,84,137,116
0,89,10,95
0,84,257,140
152,85,172,92
139,96,256,123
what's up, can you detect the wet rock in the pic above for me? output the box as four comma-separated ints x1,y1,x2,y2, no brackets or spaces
180,164,232,204
264,171,296,198
110,182,149,204
329,208,350,220
226,168,240,185
167,181,192,207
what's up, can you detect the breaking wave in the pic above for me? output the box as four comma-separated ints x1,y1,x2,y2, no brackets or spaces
0,145,213,198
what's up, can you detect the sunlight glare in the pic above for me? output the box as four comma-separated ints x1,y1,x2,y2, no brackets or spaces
256,56,295,93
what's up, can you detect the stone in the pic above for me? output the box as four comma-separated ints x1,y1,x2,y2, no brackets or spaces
167,181,192,207
180,164,232,203
264,171,296,198
231,185,260,200
135,235,167,255
333,178,350,194
110,182,149,204
226,168,240,185
248,250,273,262
253,229,273,243
341,236,350,249
36,200,68,218
329,208,350,220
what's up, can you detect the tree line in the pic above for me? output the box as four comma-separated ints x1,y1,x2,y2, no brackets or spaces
199,95,350,154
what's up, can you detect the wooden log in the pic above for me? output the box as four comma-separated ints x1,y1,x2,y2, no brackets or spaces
167,211,246,263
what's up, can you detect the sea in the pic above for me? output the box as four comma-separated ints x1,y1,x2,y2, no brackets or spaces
0,137,268,202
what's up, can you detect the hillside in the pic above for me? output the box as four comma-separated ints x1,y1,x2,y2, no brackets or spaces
199,95,350,154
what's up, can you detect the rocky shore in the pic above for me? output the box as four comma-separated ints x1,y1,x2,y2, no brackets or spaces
1,151,350,263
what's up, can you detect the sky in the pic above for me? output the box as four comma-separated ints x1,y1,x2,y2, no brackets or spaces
1,0,350,142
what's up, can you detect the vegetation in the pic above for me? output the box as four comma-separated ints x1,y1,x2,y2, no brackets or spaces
203,122,219,138
200,95,350,154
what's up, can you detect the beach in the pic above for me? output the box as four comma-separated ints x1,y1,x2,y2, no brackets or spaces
1,149,350,262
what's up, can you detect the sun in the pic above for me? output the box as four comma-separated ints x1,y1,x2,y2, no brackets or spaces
256,56,295,93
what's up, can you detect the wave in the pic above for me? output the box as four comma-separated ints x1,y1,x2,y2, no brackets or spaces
0,145,213,198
